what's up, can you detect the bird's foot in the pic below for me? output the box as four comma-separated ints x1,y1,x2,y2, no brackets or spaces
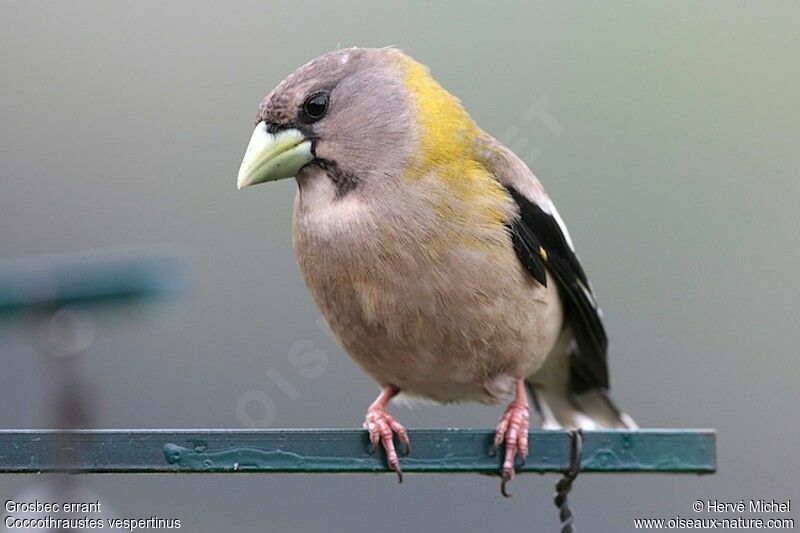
363,386,410,483
493,378,530,497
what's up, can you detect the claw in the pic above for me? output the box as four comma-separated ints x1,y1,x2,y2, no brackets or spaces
501,470,513,498
363,386,410,482
493,378,530,497
389,419,411,456
400,434,411,456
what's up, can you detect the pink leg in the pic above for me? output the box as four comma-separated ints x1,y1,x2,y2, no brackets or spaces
493,378,530,497
363,385,411,483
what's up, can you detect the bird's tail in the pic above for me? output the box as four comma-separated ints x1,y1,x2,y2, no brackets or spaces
526,331,637,430
526,381,637,430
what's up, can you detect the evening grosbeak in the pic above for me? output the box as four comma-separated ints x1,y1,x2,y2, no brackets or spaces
236,47,636,493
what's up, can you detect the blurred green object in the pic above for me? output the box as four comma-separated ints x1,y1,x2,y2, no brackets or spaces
0,248,185,314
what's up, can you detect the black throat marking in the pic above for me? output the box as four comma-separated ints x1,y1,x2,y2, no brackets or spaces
316,159,359,197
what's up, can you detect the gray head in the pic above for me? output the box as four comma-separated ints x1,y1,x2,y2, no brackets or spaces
236,47,417,194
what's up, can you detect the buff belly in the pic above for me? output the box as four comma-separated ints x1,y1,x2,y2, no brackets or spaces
292,167,564,404
296,230,564,404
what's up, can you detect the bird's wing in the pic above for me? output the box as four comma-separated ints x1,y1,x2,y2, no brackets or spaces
476,135,609,392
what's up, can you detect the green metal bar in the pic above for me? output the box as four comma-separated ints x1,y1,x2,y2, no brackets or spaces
0,429,715,474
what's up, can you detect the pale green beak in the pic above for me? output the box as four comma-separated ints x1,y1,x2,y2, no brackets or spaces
236,122,314,189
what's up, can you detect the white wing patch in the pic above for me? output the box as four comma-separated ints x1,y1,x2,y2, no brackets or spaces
537,197,576,252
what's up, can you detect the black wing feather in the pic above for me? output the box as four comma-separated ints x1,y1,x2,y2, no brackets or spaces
505,185,609,392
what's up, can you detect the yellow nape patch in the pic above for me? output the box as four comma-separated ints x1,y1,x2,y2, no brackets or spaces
401,57,478,174
400,57,508,227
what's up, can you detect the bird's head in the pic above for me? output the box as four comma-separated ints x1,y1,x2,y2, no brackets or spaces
236,47,479,194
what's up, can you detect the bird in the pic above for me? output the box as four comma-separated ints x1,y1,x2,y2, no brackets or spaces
236,47,636,494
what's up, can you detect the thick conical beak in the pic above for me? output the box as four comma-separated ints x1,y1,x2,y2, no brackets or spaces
236,122,314,189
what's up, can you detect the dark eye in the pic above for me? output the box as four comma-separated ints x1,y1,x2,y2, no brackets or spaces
301,92,329,122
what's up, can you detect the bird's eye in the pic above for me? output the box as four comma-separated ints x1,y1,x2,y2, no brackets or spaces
301,92,329,122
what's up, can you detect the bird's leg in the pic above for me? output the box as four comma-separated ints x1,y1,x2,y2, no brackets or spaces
363,385,410,483
493,378,530,497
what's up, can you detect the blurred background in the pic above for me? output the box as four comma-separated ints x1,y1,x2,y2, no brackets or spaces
1,1,798,531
